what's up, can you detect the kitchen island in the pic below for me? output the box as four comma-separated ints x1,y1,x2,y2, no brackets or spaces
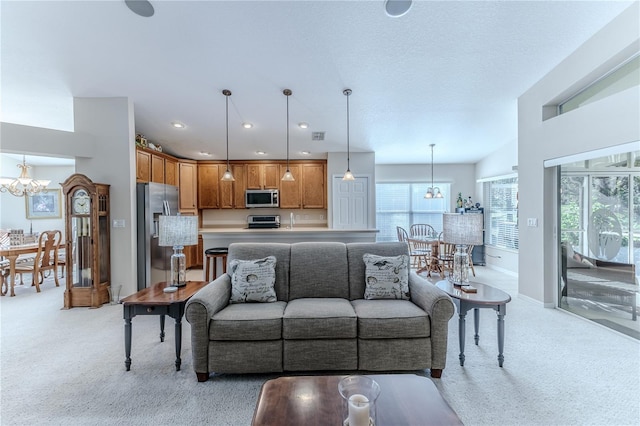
200,227,379,261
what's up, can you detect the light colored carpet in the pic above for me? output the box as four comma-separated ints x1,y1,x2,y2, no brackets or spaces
1,268,639,426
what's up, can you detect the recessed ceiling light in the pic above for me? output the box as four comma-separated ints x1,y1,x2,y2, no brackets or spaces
300,151,311,155
256,151,267,155
199,151,212,156
385,0,412,18
298,122,309,129
242,122,253,129
171,121,185,129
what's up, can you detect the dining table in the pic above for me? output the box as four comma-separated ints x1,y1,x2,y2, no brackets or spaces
408,236,441,276
0,243,61,297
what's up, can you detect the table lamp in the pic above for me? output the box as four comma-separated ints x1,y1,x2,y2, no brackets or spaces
158,215,198,288
442,212,484,285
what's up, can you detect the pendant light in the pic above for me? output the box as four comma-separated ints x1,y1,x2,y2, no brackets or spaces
281,89,295,181
342,88,355,181
221,89,235,182
424,143,443,198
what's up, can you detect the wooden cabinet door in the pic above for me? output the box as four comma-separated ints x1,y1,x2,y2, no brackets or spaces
136,150,151,182
263,164,279,189
219,164,245,208
197,236,204,267
302,163,326,209
178,162,197,212
279,164,302,209
150,154,165,183
246,163,279,189
198,164,220,209
165,158,178,186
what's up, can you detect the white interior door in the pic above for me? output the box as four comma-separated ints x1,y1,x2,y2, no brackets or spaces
333,176,369,229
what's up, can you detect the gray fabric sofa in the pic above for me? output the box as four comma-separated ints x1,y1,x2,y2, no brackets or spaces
185,241,455,382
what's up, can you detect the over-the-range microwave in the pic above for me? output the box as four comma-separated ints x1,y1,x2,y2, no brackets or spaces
245,189,279,208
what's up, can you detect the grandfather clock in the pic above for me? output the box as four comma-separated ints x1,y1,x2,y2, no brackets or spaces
61,173,111,309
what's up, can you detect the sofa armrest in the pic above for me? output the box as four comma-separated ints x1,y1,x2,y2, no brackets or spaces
185,274,231,376
408,272,455,370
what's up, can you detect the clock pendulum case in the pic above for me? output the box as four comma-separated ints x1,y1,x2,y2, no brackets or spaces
61,173,111,309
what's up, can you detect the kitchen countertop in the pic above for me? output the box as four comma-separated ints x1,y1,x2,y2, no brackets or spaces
199,227,378,233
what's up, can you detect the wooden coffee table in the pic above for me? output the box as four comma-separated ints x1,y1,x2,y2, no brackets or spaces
251,374,463,426
436,280,512,367
120,281,208,371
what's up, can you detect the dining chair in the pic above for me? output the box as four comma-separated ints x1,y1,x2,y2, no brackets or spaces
410,224,437,239
436,232,456,278
14,230,62,292
396,226,430,271
466,245,476,277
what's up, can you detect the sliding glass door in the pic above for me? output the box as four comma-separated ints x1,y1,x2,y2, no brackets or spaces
558,151,639,339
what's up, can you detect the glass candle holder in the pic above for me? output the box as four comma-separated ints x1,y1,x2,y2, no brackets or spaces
338,375,380,426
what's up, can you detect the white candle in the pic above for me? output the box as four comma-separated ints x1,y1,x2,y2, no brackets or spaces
348,394,369,426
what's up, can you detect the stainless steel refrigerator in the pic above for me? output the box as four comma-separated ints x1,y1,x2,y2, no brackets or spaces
136,182,179,290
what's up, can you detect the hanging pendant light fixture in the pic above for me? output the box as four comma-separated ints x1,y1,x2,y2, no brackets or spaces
281,89,295,181
342,88,355,181
424,143,443,199
221,89,235,182
0,155,51,197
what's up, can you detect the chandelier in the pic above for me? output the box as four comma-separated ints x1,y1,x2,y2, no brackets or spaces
0,155,51,197
424,144,443,199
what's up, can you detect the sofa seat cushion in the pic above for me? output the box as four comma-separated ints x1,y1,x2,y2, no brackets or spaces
283,298,357,339
210,301,287,341
351,299,430,339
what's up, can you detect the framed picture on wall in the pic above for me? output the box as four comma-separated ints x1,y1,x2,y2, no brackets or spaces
25,189,62,219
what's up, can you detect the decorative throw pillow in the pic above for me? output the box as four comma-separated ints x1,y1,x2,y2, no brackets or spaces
363,253,410,300
229,256,277,303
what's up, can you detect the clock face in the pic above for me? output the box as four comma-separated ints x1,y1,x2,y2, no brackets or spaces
72,189,90,214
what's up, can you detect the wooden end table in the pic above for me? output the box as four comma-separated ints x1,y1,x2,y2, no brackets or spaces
436,280,512,367
120,281,208,371
252,374,463,426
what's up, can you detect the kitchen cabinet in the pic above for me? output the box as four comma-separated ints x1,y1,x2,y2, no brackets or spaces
279,164,302,209
150,154,165,183
197,164,220,209
165,158,178,186
246,163,279,190
219,164,246,209
136,150,151,182
302,163,326,209
178,161,198,214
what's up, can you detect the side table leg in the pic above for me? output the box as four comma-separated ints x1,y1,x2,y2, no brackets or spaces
458,312,466,366
159,314,165,342
497,304,507,367
174,316,182,371
124,318,132,371
473,308,480,345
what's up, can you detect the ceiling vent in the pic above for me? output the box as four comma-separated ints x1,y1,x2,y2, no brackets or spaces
311,132,325,141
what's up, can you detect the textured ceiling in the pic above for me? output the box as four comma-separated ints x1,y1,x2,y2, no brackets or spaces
1,1,633,165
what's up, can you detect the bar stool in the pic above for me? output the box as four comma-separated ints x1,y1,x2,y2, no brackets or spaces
204,247,228,281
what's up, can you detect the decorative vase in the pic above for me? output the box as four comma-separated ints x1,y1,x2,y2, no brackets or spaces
338,375,380,426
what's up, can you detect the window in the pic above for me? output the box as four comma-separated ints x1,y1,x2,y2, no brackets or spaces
484,177,519,250
375,183,450,242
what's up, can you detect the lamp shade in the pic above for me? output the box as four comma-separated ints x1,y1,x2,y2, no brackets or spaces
158,215,198,247
442,213,483,245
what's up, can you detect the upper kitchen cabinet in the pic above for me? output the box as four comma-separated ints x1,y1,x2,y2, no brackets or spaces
165,157,178,186
136,149,151,182
197,163,220,209
302,163,326,209
136,148,178,185
219,163,246,209
178,160,198,214
246,163,279,190
279,164,302,209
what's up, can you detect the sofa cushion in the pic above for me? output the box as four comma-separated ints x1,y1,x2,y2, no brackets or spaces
347,242,410,300
351,299,430,339
229,256,277,303
227,243,291,301
283,298,357,339
289,242,349,300
363,253,410,300
210,301,287,340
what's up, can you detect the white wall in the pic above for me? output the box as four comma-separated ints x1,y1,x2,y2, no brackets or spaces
0,97,138,297
0,156,74,236
518,2,640,305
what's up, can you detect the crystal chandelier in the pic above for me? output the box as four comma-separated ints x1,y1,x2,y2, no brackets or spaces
0,155,51,197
